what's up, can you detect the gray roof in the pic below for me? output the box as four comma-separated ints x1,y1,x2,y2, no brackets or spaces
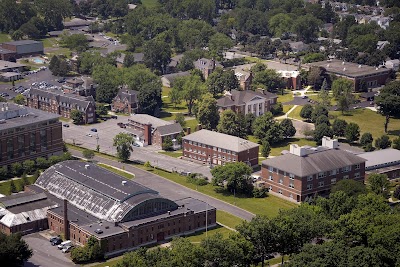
183,129,259,153
358,148,400,169
1,40,41,46
162,71,190,83
0,48,14,54
217,89,277,108
0,192,47,208
0,103,60,131
194,58,222,70
0,72,20,77
29,87,95,111
157,123,183,136
129,114,172,128
0,60,26,70
262,148,366,177
115,89,138,105
34,161,172,222
309,59,390,78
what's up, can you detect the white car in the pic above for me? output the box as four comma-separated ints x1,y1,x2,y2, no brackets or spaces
86,133,93,137
62,245,73,253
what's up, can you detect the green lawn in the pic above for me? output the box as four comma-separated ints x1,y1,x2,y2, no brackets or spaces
277,90,294,103
137,167,296,217
184,225,232,243
330,108,400,140
0,33,11,42
158,150,182,158
40,37,58,48
186,118,200,132
97,163,135,179
141,0,160,8
216,210,244,229
288,105,303,120
0,176,37,196
282,104,294,114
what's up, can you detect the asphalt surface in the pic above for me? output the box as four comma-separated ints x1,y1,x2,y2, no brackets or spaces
23,233,76,267
69,148,255,221
63,117,212,178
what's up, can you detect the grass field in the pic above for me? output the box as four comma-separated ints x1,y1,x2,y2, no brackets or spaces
97,163,135,179
277,90,294,103
141,0,160,8
216,210,244,229
330,108,400,140
158,150,182,158
0,33,11,42
288,105,303,120
282,104,294,114
0,176,37,196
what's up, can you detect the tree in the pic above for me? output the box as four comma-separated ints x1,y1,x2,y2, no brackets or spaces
318,82,331,108
162,136,174,151
217,110,247,139
375,135,392,149
168,86,182,108
360,132,373,147
113,133,134,162
70,109,84,124
261,140,271,158
180,74,205,115
315,115,330,127
253,113,283,145
208,32,233,59
174,113,186,128
375,81,400,133
392,137,400,150
222,70,240,92
332,119,348,137
82,149,95,160
337,95,350,114
123,53,136,68
211,162,253,195
143,39,171,74
206,68,226,97
270,103,283,116
245,113,256,135
280,119,296,138
196,94,220,130
93,64,122,104
9,180,17,194
368,173,390,198
252,69,283,92
11,162,23,177
13,94,25,105
331,180,367,197
0,167,8,178
345,122,360,143
300,104,313,121
35,0,72,30
291,14,322,43
269,13,293,37
313,123,333,144
307,67,324,89
22,160,35,174
95,103,108,117
61,33,89,52
311,105,328,123
0,232,32,267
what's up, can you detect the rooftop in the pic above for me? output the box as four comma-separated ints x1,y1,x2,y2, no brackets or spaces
1,40,42,46
358,148,400,169
183,129,259,153
0,60,26,70
128,114,172,128
308,59,390,78
29,87,95,109
262,148,366,177
217,89,277,108
0,103,60,131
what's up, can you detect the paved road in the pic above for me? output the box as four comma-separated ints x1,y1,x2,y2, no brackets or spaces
69,148,255,221
63,117,212,178
23,233,76,267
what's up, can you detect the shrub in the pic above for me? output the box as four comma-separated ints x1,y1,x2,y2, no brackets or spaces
23,160,35,174
186,173,208,186
253,187,268,198
393,186,400,199
36,157,49,169
11,162,23,177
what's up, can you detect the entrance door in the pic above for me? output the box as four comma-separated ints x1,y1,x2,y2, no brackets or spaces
157,232,165,242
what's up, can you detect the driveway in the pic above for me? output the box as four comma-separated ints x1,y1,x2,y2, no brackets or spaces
23,233,76,267
63,118,212,178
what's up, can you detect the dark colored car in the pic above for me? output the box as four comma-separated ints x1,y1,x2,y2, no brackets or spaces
57,77,66,83
51,238,62,246
111,115,118,119
63,124,69,128
91,128,97,132
49,236,60,243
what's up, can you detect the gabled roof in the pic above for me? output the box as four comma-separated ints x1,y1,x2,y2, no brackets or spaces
217,90,276,108
161,71,190,83
115,89,138,104
262,149,366,177
183,129,259,153
157,123,183,136
194,58,222,70
29,88,95,110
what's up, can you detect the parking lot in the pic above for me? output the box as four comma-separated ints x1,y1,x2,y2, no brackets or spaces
23,233,76,267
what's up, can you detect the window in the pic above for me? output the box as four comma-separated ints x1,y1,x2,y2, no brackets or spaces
278,190,282,194
307,175,313,181
269,175,273,181
331,178,337,184
289,173,294,180
342,166,351,173
279,179,283,184
307,184,313,190
318,172,326,179
330,169,337,176
354,172,360,178
355,164,360,170
343,175,349,179
268,166,273,172
318,181,324,187
289,183,294,189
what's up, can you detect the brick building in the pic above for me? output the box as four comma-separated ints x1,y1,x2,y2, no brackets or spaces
62,77,96,97
217,89,278,117
234,69,253,90
0,103,63,169
194,58,222,80
358,148,400,180
261,137,366,202
0,40,43,59
27,88,96,124
182,129,259,167
126,114,182,148
111,89,139,114
308,59,391,91
23,161,216,257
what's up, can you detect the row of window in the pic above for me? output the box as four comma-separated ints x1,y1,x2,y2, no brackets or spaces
185,141,237,155
268,164,360,180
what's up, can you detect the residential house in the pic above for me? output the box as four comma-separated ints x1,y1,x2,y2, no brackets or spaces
182,129,259,167
26,88,96,124
385,59,400,71
62,77,96,97
194,58,223,80
126,114,183,148
111,89,139,114
289,41,309,53
234,69,253,90
261,137,366,202
166,54,183,74
216,89,277,117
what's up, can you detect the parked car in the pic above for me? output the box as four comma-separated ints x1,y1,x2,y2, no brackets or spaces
57,77,66,83
51,238,62,246
91,128,97,132
180,171,192,176
111,115,118,119
49,236,61,243
86,133,93,137
63,124,69,128
58,240,72,250
133,142,140,147
62,245,73,253
302,95,308,99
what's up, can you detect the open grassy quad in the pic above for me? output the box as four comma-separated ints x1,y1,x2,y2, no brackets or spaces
287,105,303,120
282,104,294,114
330,108,400,140
0,176,37,196
277,90,294,103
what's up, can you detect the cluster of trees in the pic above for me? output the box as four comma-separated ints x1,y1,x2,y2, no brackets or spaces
113,132,134,162
0,0,72,39
60,33,89,53
49,55,70,77
251,63,284,92
71,237,104,263
0,232,32,267
375,81,400,133
115,177,400,267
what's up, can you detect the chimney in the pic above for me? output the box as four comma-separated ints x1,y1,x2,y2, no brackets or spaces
144,123,152,145
63,199,69,239
197,124,202,131
186,127,191,135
